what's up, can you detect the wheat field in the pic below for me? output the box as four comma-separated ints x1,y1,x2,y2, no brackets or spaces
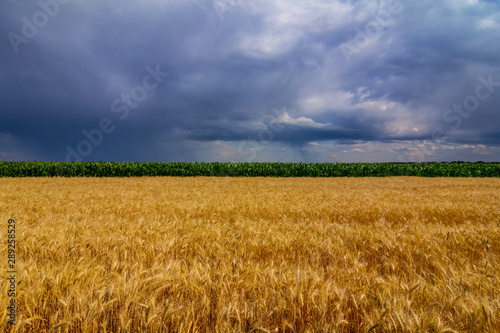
1,177,500,332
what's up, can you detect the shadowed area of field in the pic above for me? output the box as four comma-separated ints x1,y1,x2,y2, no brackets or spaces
1,177,499,332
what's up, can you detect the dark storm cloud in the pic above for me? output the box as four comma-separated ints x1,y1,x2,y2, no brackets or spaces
1,0,499,162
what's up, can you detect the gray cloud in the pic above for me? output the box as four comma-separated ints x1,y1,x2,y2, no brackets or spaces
1,0,499,162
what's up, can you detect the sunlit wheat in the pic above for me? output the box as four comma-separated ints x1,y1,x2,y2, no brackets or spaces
1,177,499,332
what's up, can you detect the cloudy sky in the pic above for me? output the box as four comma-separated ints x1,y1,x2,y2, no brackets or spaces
1,0,499,162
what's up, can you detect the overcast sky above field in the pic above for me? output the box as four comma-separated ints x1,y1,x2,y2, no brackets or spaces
1,0,499,162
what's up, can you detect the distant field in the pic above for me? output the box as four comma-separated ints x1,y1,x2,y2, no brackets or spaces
1,177,500,332
1,161,500,177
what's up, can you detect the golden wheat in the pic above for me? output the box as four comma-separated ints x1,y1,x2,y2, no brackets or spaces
1,177,499,332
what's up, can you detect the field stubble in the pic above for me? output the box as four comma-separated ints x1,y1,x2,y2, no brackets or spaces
1,177,500,332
